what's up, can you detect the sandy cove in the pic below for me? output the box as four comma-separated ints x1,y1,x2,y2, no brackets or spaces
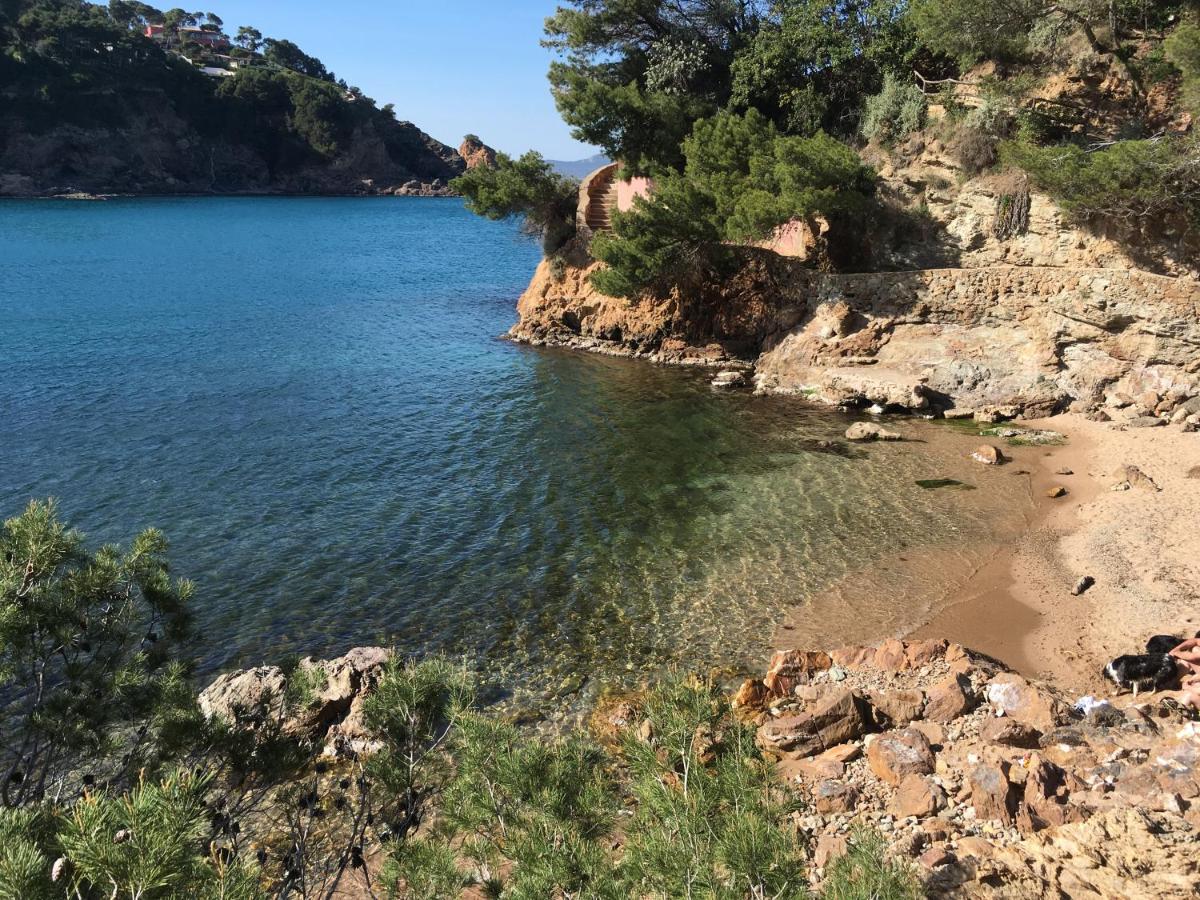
912,414,1200,694
770,413,1200,697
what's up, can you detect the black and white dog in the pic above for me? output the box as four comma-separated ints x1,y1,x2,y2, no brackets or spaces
1103,653,1179,696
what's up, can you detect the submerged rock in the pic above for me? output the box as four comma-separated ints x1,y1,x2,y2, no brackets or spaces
845,421,902,441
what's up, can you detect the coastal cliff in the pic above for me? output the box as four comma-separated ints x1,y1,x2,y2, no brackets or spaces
512,170,1200,423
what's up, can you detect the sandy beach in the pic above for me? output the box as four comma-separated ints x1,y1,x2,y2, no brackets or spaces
913,414,1200,695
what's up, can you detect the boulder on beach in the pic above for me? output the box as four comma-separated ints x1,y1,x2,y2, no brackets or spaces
971,444,1005,465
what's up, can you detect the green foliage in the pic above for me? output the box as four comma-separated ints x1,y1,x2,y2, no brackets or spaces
0,499,194,807
1003,135,1200,224
0,807,57,900
1166,23,1200,113
543,0,760,173
380,838,464,900
262,36,330,80
383,674,817,899
362,656,474,830
0,1,450,181
57,771,263,899
591,109,873,297
729,0,921,137
434,714,621,899
544,0,922,173
821,830,921,900
860,74,927,143
907,0,1128,63
620,677,809,899
451,151,579,253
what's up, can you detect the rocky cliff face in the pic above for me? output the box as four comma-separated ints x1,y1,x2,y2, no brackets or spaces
458,135,497,170
0,103,465,197
511,146,1200,421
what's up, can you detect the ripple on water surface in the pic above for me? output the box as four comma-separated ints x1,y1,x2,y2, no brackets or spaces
0,198,1033,720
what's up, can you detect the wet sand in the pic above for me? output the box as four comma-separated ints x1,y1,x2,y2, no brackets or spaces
777,415,1200,696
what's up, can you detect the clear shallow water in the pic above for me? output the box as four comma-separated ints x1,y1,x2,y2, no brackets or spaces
1,198,1032,718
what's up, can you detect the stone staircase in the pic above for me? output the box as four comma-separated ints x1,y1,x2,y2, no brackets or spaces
584,166,618,232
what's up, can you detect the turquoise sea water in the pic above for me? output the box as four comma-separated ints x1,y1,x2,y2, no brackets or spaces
1,198,1031,718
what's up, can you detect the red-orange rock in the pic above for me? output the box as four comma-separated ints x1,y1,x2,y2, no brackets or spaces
985,673,1065,730
813,779,860,814
814,834,849,869
760,688,873,759
891,773,946,818
867,727,936,785
1019,754,1085,832
919,844,955,868
980,717,1042,748
969,762,1019,824
904,639,948,668
870,688,925,726
732,678,768,711
758,714,822,757
830,645,876,669
924,674,974,722
810,689,872,747
908,720,946,746
954,836,995,859
763,649,832,696
873,638,908,671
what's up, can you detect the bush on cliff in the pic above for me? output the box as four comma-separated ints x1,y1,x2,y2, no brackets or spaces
860,74,927,144
590,109,873,297
1166,22,1200,114
452,151,579,254
1002,135,1200,226
384,675,818,898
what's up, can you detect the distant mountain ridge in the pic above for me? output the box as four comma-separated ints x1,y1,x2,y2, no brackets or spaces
547,154,610,180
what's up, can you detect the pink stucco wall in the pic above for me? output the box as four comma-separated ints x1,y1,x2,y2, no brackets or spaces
615,176,654,213
760,219,816,259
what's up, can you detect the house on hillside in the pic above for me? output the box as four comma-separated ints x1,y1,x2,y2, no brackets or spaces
177,26,229,49
576,161,821,260
143,24,166,41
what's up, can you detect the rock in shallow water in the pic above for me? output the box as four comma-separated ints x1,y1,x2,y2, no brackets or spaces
845,421,902,441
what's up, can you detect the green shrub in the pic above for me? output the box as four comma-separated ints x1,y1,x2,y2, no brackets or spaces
0,499,195,807
382,674,813,898
860,74,927,143
451,151,578,255
1003,135,1200,224
1166,23,1200,113
821,829,922,900
0,772,265,900
619,676,808,898
591,109,874,298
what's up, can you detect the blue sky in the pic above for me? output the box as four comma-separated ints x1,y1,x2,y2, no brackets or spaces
207,1,598,159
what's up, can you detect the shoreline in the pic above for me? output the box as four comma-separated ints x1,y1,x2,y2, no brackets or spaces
912,414,1199,695
773,412,1200,698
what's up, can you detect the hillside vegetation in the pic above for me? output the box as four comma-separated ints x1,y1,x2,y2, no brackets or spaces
0,0,463,195
456,0,1200,294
